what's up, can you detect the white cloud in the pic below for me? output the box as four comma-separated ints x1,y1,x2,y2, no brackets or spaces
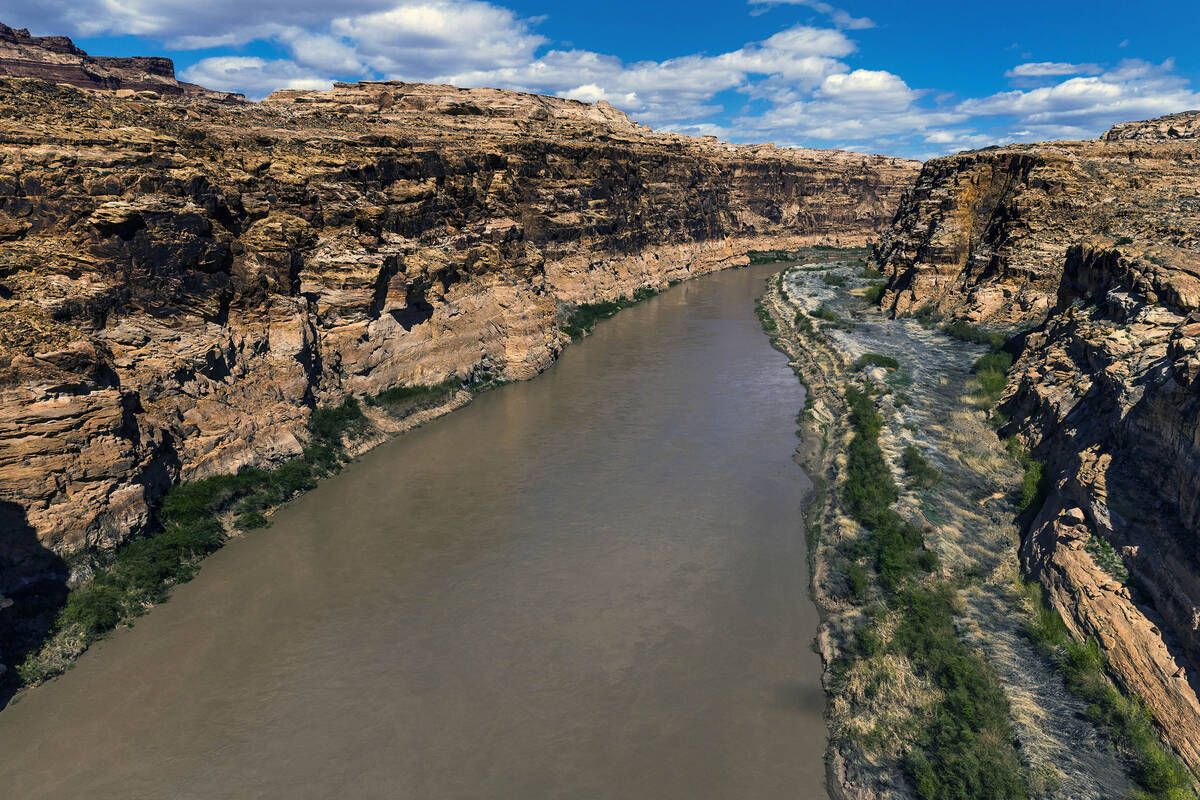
1005,61,1101,78
960,59,1200,139
181,56,333,97
434,24,856,128
13,1,1200,158
748,0,875,30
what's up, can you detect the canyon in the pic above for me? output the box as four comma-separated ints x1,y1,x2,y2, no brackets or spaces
2,21,1200,800
0,29,917,687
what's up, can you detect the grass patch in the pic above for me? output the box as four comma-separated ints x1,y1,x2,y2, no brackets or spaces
1006,438,1047,511
792,308,815,336
748,249,792,264
852,352,899,372
368,378,461,411
902,445,940,489
972,351,1014,404
560,287,659,338
941,320,1007,351
822,271,848,287
863,282,887,304
1022,583,1198,800
812,304,840,322
755,298,778,334
837,385,1025,799
17,398,372,685
861,267,886,280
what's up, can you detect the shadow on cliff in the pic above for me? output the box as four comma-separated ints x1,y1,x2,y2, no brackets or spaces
0,501,68,710
1028,368,1200,705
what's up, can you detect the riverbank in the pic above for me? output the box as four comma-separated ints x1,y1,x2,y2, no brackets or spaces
0,261,825,799
1,248,850,707
758,254,1197,799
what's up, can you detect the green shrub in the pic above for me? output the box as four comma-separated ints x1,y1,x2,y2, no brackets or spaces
863,283,887,304
236,511,270,530
26,396,378,679
755,299,778,334
369,378,460,409
902,445,940,489
912,304,943,327
861,267,885,280
838,383,1025,799
58,583,124,635
852,353,899,371
1115,236,1135,246
1020,460,1045,510
822,272,848,287
812,305,840,322
560,287,661,338
972,351,1013,403
895,586,1027,800
941,320,1007,351
308,397,368,445
1022,583,1198,800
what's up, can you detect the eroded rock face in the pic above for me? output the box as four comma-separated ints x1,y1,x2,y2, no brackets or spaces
874,112,1200,770
875,112,1200,325
0,67,919,601
0,23,243,102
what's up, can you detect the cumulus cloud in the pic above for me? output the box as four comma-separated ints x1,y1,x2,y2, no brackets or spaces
181,57,334,97
961,59,1200,140
434,25,856,128
13,1,1200,157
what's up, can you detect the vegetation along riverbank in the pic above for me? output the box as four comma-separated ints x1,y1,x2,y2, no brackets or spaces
755,248,1198,800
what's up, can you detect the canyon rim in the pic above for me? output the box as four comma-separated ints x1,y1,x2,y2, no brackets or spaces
1,17,1199,800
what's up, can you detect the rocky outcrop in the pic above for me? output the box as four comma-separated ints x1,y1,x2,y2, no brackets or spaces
0,41,920,671
874,112,1200,772
876,112,1200,325
0,23,243,101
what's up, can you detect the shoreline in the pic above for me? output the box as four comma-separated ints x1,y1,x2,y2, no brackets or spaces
2,246,859,707
756,256,1196,799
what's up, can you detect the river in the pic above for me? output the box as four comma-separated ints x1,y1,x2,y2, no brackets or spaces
0,264,824,800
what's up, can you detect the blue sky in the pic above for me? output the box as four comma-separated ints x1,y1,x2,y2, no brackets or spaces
9,0,1200,158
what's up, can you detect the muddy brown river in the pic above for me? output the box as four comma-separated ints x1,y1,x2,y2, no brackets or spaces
0,265,824,800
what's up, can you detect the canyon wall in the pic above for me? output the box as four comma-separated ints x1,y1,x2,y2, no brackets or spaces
876,112,1200,768
0,23,243,102
0,36,920,647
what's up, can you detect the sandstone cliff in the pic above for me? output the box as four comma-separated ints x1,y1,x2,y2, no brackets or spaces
875,112,1200,771
876,114,1199,325
0,39,919,676
0,23,243,102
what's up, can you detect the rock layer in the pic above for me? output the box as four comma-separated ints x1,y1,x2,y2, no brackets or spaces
0,23,242,102
876,113,1200,325
0,49,919,652
876,112,1200,771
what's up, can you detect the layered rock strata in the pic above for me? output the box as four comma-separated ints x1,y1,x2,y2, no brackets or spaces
0,23,242,101
876,112,1200,771
0,45,919,667
876,112,1199,325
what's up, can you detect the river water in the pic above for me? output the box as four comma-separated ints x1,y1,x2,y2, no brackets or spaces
0,265,823,800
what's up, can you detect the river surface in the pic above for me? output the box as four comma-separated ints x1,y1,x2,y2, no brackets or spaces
0,265,823,800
